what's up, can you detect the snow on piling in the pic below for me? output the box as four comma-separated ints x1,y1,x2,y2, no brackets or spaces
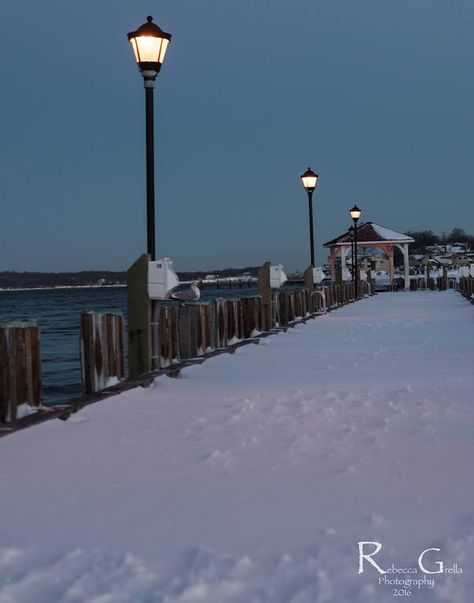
0,321,41,424
80,312,125,395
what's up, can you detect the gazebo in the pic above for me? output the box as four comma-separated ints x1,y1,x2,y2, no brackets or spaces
323,222,415,290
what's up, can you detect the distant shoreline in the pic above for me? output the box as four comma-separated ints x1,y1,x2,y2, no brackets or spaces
0,284,127,293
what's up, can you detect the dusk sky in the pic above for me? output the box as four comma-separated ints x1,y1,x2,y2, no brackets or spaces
1,1,473,272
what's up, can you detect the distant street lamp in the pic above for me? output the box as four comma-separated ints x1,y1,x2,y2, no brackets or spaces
300,167,319,267
128,16,172,261
350,205,362,297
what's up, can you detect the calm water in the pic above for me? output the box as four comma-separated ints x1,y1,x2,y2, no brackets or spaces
0,288,128,405
0,284,260,406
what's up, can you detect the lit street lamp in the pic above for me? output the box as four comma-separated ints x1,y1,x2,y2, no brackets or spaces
350,205,362,297
128,16,172,260
300,167,319,267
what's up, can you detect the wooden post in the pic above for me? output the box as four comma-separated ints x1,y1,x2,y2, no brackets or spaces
150,303,180,369
367,270,373,295
272,291,280,328
442,267,448,291
304,266,314,291
80,312,124,395
215,298,228,348
178,304,193,359
226,299,243,343
0,321,41,424
127,254,151,378
195,303,213,355
203,303,214,352
279,293,289,328
258,261,272,331
303,264,317,313
242,296,262,338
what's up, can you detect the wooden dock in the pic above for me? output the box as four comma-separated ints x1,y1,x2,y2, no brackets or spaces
1,258,373,438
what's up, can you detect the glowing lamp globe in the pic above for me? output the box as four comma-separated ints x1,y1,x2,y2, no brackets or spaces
128,16,172,80
350,205,362,222
300,167,319,192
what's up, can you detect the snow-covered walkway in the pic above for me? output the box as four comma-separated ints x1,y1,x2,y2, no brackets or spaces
1,291,473,602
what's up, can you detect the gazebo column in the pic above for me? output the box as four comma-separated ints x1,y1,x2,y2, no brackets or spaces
340,245,348,278
403,243,410,290
329,247,338,280
387,245,395,284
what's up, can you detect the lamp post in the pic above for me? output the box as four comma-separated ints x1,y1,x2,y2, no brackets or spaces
348,225,355,280
128,16,172,261
300,167,319,267
350,205,362,297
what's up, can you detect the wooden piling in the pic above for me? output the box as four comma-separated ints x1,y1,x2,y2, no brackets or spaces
258,261,272,331
151,302,180,369
227,299,243,342
242,296,262,338
0,321,41,424
127,254,151,378
80,312,124,395
215,298,228,348
304,266,314,293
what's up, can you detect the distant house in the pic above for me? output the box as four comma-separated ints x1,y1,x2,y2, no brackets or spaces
357,249,389,272
451,253,471,267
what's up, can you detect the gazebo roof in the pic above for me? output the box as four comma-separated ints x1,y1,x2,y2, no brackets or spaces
324,222,415,247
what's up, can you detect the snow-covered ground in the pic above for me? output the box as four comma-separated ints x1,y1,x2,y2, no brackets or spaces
1,291,473,602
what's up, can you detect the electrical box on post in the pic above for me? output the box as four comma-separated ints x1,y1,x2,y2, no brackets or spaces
148,258,180,300
313,267,324,284
270,265,287,289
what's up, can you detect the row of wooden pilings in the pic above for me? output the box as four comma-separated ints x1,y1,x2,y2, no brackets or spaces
408,276,457,291
0,257,371,426
128,257,370,376
149,281,363,369
458,276,474,300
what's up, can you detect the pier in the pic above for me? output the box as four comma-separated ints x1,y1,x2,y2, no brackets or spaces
0,260,370,435
0,290,473,599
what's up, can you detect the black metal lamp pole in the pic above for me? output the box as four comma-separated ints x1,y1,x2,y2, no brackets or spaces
349,205,362,298
307,189,315,266
300,168,319,267
145,81,156,258
128,16,172,261
349,225,355,281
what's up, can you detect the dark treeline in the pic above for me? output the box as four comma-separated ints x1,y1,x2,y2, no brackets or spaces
0,271,126,289
406,228,474,252
0,266,260,289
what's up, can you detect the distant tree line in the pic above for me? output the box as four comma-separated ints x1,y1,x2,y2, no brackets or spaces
0,271,127,289
0,266,260,289
406,228,474,253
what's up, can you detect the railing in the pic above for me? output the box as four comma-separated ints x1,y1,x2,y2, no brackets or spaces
148,285,358,371
0,257,372,426
458,277,474,301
